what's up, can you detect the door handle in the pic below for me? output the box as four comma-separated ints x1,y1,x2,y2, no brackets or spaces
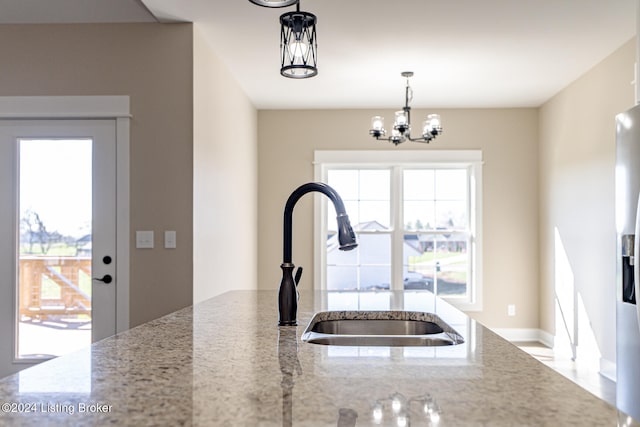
93,274,113,284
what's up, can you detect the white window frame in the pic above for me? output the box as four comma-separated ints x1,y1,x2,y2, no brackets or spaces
314,150,483,311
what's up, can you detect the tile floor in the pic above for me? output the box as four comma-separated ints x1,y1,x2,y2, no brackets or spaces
515,341,616,407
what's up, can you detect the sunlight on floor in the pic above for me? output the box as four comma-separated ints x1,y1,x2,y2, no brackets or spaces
19,320,91,358
516,341,615,407
544,228,616,406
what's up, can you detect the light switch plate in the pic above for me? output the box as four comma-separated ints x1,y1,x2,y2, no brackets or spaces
164,231,176,249
136,231,154,249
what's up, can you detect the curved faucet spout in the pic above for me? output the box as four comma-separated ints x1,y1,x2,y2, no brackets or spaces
283,182,357,263
279,182,357,326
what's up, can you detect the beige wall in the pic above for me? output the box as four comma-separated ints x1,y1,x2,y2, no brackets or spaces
193,26,258,303
258,108,539,328
539,39,635,366
0,23,194,327
2,21,628,360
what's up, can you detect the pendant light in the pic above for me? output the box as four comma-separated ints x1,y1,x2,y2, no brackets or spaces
279,2,317,78
248,0,318,78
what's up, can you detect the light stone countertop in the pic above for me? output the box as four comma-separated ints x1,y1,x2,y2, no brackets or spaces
0,290,637,426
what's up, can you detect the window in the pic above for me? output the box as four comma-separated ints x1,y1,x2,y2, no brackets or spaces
314,150,483,311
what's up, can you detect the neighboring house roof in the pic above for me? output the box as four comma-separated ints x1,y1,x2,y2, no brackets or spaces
354,220,386,232
327,221,423,255
77,234,91,245
327,222,467,254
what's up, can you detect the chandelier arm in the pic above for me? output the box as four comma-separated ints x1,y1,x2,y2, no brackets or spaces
375,135,405,145
406,136,432,143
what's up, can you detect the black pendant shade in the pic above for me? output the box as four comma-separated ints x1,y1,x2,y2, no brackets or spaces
279,8,318,78
249,0,318,79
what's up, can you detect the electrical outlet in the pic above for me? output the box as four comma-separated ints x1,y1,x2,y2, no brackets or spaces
508,304,516,317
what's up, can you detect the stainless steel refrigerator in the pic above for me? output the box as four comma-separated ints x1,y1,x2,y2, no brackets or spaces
616,104,640,421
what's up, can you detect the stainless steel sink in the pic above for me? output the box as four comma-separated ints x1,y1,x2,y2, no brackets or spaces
301,311,464,347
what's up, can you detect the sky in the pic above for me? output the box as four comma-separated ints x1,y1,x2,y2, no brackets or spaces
327,168,468,231
19,139,92,238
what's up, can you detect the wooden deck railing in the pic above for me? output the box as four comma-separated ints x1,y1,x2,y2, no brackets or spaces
19,257,92,319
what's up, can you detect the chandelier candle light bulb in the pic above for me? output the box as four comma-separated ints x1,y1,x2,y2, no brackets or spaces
394,111,408,128
370,116,385,137
422,114,442,138
391,129,402,145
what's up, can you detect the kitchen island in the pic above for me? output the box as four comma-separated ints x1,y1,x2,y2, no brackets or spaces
0,290,636,426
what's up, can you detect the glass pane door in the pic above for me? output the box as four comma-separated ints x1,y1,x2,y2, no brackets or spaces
17,139,93,359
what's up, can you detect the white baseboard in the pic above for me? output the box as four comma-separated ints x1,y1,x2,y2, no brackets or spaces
599,358,616,383
491,328,545,343
538,330,555,348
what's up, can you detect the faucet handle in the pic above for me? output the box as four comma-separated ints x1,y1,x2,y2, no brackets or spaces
294,267,303,286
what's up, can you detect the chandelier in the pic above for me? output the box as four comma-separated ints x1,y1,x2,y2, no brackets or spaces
248,0,318,79
369,72,443,145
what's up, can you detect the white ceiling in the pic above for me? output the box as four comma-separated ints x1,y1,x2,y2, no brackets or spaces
0,0,636,109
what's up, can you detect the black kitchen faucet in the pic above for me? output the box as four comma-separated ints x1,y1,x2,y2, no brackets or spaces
278,182,357,326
